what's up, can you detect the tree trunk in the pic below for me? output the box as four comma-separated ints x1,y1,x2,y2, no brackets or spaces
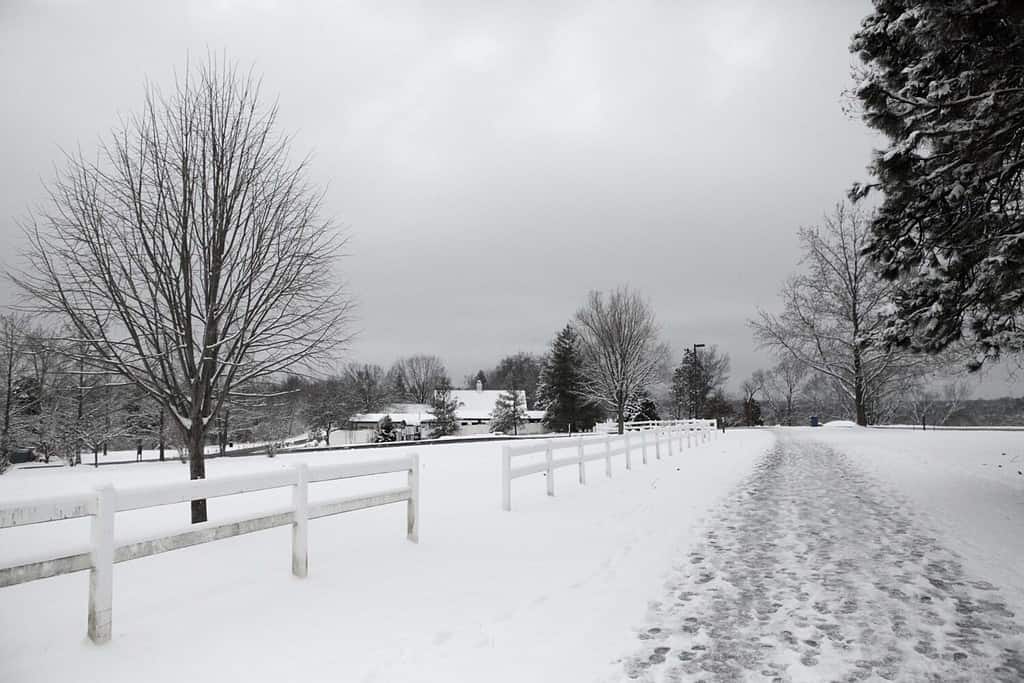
159,409,166,461
325,425,331,446
188,424,208,523
852,348,868,426
1,338,13,468
218,406,230,456
616,391,625,435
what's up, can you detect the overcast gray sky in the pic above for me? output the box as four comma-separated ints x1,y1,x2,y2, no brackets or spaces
1,0,1020,398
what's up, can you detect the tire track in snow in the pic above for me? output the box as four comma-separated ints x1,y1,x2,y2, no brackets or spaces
618,432,1024,682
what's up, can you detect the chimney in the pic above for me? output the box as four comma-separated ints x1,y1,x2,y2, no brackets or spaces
476,379,483,393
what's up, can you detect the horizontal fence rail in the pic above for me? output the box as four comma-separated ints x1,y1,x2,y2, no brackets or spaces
0,454,420,644
597,418,718,433
501,420,718,511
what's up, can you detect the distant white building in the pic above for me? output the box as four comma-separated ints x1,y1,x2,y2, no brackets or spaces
348,381,541,437
446,382,528,427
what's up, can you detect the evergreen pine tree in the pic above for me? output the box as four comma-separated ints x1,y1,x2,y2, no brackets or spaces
628,391,660,422
490,389,526,435
671,346,730,419
851,1,1024,365
374,415,397,442
428,379,461,438
536,325,603,432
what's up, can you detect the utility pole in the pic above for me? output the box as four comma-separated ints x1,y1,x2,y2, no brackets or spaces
692,343,705,419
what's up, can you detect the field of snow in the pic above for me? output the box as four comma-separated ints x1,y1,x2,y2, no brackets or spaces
803,426,1024,619
0,430,772,683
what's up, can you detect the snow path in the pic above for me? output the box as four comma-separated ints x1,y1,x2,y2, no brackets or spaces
619,433,1024,682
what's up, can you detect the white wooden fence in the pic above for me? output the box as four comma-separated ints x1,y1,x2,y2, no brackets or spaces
501,420,717,511
0,454,420,644
597,418,718,433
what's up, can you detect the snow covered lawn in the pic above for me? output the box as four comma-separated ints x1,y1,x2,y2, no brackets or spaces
618,431,1024,681
805,426,1024,619
0,430,772,683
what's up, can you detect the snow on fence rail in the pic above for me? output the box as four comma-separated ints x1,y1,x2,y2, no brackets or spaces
501,420,717,511
0,454,420,644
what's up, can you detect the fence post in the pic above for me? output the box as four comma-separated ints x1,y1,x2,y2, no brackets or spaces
407,453,420,543
655,430,661,460
604,434,612,478
577,437,586,484
641,430,648,465
625,432,632,470
545,441,555,497
686,427,692,449
88,485,115,644
292,463,309,578
502,446,512,511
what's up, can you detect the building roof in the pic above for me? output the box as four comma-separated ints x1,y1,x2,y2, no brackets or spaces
350,391,528,425
348,412,426,426
446,389,528,421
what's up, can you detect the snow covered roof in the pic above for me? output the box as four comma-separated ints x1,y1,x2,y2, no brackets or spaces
526,410,546,421
446,389,528,421
350,393,528,425
348,412,426,426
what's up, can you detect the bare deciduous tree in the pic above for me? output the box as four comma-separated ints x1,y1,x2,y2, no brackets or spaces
574,287,669,434
761,356,808,426
902,376,972,429
344,363,392,414
11,58,352,522
301,376,349,445
0,314,30,473
750,203,924,426
740,371,766,426
389,355,448,403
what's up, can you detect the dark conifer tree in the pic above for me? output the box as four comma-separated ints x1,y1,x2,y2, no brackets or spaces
375,415,397,443
490,389,526,435
628,391,660,423
536,325,603,433
852,1,1024,366
428,379,461,438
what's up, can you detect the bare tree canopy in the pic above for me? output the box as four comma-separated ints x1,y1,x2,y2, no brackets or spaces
10,57,352,521
900,376,972,430
761,356,809,426
389,355,448,404
574,286,668,434
486,352,545,408
342,363,394,414
750,203,924,426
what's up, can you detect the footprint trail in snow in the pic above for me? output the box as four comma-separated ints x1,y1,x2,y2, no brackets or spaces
621,433,1024,682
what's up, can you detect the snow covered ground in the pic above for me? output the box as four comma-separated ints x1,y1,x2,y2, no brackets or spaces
3,426,1021,682
618,430,1024,681
805,426,1024,620
0,430,772,683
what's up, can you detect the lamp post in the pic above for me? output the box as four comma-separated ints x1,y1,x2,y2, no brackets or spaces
692,343,705,419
